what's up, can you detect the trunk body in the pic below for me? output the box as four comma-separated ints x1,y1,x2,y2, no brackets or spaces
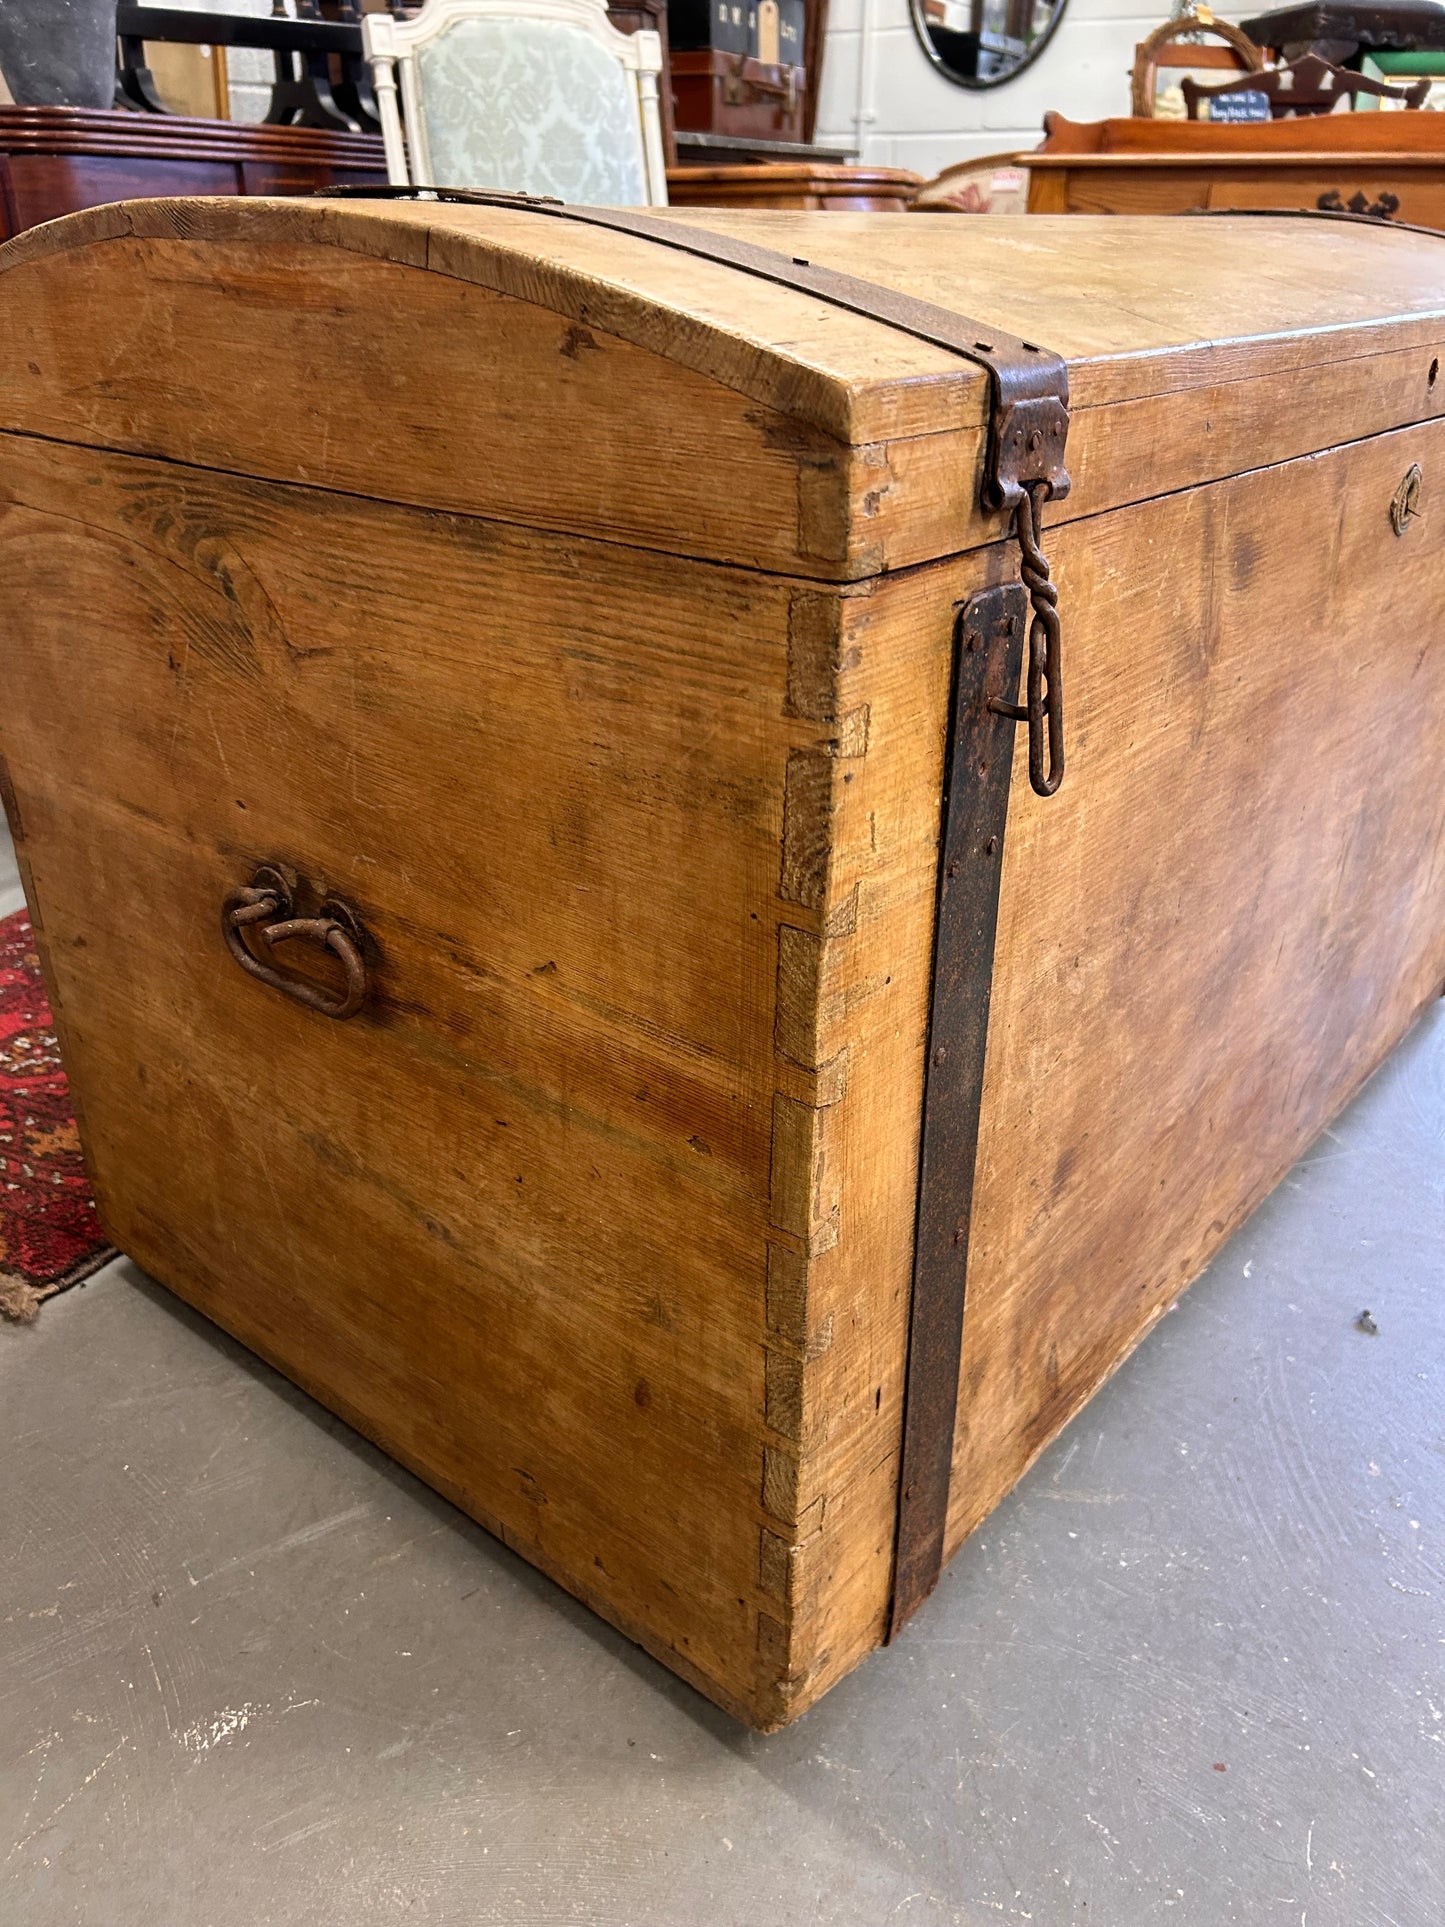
1,200,1443,1727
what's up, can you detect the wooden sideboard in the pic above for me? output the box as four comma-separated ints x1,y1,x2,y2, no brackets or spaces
0,107,912,243
0,107,387,242
667,161,919,210
1022,111,1445,228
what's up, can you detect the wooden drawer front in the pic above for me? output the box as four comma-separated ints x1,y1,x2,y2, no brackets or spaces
1205,174,1445,230
1033,159,1445,229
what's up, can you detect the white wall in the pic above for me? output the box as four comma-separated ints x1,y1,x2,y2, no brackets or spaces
815,0,1169,174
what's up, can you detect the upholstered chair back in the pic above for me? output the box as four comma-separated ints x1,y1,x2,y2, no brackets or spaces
364,0,668,207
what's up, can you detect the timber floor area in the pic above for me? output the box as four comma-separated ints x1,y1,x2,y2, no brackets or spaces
2,812,1442,1927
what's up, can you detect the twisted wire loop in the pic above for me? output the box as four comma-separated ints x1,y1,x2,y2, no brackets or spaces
1016,482,1064,798
227,886,283,928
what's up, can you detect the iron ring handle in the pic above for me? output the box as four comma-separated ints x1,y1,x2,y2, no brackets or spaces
262,917,367,1020
222,877,369,1021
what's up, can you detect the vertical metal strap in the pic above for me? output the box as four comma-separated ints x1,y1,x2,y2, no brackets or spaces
889,583,1029,1636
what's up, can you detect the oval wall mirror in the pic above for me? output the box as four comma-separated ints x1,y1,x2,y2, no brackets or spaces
910,0,1069,88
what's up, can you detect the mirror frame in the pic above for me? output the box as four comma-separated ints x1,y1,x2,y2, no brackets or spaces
908,0,1069,91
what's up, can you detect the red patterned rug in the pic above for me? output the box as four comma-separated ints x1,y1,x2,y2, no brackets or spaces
0,908,114,1321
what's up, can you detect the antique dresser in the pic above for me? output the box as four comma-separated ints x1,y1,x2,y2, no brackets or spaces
1023,110,1445,229
1,198,1442,1728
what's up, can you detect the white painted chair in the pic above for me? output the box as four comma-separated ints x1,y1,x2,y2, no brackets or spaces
362,0,668,207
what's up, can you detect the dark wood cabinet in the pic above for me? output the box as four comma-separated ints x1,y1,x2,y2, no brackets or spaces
0,108,388,244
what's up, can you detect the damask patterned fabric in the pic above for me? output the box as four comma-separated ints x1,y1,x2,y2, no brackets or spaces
415,18,648,204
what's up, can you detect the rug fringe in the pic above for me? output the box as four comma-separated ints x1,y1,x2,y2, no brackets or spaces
0,1248,117,1324
0,1274,56,1323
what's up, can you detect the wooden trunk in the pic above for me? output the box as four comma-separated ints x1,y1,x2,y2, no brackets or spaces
1,200,1443,1730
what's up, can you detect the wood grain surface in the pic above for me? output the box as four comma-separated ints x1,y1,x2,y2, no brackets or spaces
0,426,954,1725
949,418,1445,1558
0,433,797,1721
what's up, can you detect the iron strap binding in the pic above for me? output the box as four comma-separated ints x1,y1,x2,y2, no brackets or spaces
314,183,1072,797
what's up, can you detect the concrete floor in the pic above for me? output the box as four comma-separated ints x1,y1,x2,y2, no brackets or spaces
2,816,1443,1927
